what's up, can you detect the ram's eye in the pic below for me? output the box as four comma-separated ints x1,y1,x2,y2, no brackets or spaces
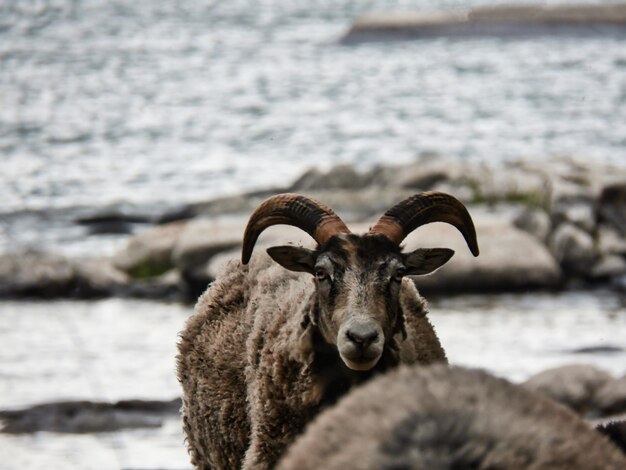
315,269,330,282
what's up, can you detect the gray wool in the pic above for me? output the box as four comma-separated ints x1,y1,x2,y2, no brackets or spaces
277,364,626,470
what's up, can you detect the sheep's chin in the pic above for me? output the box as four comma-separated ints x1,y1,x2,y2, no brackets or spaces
340,355,380,371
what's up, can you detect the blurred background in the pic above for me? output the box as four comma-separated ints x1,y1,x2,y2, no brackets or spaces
1,0,626,468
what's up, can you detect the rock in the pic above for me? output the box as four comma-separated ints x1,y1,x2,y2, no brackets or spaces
0,398,181,434
552,199,596,233
343,3,626,42
0,251,75,298
85,221,136,235
513,207,552,242
406,219,561,293
598,225,626,256
171,218,245,296
73,258,130,297
154,205,197,224
290,164,372,191
549,223,596,277
598,183,626,235
305,188,417,220
113,222,186,278
362,164,400,187
594,376,626,416
522,364,613,415
548,177,595,214
397,161,466,191
430,181,474,204
171,218,244,270
589,255,626,280
190,189,292,217
0,251,181,300
569,345,624,355
121,270,182,300
478,165,549,207
196,188,417,222
75,211,152,235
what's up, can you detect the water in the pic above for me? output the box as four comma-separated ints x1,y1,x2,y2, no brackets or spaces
2,0,626,218
1,293,625,468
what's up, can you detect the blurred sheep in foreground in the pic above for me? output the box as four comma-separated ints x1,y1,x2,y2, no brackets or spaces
278,364,626,470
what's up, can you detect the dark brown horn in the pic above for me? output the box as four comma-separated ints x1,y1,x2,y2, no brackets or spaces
369,191,479,256
241,193,350,264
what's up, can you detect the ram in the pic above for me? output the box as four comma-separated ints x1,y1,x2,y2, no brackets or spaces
177,192,479,469
278,364,626,470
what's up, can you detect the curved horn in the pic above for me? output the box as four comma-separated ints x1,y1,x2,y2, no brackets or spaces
369,191,479,256
241,193,350,264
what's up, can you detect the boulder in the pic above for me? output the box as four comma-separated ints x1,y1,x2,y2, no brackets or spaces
362,164,401,187
0,398,180,434
552,199,596,233
0,251,179,299
522,364,613,415
290,164,373,191
191,194,261,217
171,218,249,297
342,3,626,42
568,345,624,355
112,222,186,278
397,161,469,191
171,218,245,271
513,207,552,242
548,177,595,213
74,210,151,235
549,222,596,277
478,165,549,207
73,258,130,297
406,219,561,293
594,376,626,416
589,255,626,280
0,251,75,298
598,225,626,256
121,269,182,300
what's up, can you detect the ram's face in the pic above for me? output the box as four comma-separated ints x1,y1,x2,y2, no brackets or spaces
313,235,402,370
267,233,454,371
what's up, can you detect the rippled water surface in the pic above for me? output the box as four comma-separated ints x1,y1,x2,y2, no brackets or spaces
2,0,626,215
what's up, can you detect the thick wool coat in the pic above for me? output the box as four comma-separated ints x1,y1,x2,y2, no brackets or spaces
177,253,446,469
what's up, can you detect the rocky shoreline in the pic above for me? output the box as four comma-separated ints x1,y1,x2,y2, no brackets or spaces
342,3,626,43
1,157,625,301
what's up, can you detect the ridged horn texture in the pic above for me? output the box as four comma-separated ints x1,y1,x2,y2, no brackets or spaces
369,191,480,256
241,193,350,264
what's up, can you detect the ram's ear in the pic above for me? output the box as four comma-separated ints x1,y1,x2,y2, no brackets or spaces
267,246,317,274
403,248,454,275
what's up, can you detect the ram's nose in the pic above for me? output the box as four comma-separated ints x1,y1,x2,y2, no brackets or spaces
345,323,379,350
